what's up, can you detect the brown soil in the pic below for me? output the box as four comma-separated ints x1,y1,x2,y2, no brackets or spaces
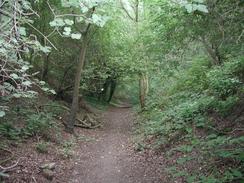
69,107,166,183
1,107,168,183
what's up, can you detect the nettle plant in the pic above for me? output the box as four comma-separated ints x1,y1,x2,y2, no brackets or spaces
0,0,55,117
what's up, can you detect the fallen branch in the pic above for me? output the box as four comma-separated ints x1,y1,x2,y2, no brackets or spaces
0,158,20,173
74,123,101,129
75,116,101,129
86,113,98,126
76,118,91,127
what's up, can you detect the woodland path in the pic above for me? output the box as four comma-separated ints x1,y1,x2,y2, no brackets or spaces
69,107,165,183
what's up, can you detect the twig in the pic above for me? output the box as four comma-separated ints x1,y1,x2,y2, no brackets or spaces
25,22,58,50
74,123,101,129
47,0,56,17
120,0,135,21
32,176,37,183
0,158,20,173
75,117,101,129
56,14,86,18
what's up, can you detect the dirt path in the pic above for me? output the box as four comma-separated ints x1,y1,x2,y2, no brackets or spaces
69,107,165,183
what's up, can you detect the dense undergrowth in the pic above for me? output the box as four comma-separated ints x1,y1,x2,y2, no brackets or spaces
0,98,65,141
138,56,244,182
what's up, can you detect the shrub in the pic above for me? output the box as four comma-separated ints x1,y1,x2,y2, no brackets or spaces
0,123,21,140
36,141,49,153
139,56,244,182
24,112,56,137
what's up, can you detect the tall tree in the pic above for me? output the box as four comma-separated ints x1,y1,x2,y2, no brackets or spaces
47,0,109,132
120,0,149,109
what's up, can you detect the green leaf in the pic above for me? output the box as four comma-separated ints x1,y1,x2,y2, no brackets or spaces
76,17,84,23
21,65,30,72
42,87,49,92
49,89,56,95
177,157,193,164
40,46,51,53
13,93,22,98
49,18,65,27
10,73,19,79
22,80,32,86
187,175,197,183
63,27,71,36
64,27,71,32
194,0,204,3
19,27,27,36
91,14,108,27
185,4,194,13
0,111,5,117
81,6,89,13
196,4,208,13
39,81,46,85
71,33,81,39
231,169,242,178
184,3,208,13
64,19,74,26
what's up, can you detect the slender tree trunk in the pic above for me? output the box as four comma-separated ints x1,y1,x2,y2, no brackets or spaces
120,0,149,109
41,53,50,81
139,73,148,109
66,35,89,133
107,78,117,103
135,0,149,109
201,37,221,65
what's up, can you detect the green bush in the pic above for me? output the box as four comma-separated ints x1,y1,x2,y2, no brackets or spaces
207,69,241,99
0,123,21,140
139,57,244,182
36,141,49,153
24,112,56,137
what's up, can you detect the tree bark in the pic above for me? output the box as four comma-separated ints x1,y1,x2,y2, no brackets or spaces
139,73,148,109
41,53,50,81
120,0,149,109
135,0,149,109
107,78,117,103
66,34,89,133
200,37,221,65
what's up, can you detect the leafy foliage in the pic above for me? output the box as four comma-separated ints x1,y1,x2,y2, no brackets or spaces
0,0,243,182
0,0,56,117
139,55,243,181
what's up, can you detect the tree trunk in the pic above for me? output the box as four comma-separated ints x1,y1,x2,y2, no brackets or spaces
139,73,148,109
201,37,221,65
66,35,89,133
120,0,149,109
107,78,117,103
135,0,149,109
41,53,50,81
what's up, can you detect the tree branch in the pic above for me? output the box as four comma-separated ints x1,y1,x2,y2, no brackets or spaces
120,0,135,21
